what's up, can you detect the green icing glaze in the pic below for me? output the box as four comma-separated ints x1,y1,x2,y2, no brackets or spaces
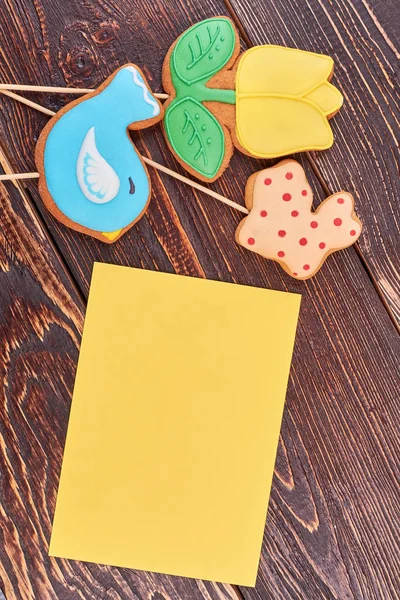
165,98,225,179
170,58,236,105
195,83,235,105
172,18,236,85
164,18,237,179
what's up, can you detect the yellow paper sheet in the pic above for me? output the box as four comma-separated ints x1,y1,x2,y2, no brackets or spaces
50,263,300,586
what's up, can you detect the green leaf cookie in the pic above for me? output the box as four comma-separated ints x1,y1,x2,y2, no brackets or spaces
172,18,236,86
165,98,225,179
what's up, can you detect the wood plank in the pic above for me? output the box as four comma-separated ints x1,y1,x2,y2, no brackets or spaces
0,1,399,599
0,166,240,600
224,0,400,323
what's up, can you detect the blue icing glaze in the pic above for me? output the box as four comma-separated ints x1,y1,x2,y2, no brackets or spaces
43,66,160,232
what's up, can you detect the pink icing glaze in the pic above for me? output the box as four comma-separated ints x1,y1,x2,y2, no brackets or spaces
236,159,362,280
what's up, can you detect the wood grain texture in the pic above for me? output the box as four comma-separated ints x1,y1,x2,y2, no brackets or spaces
225,0,400,323
0,178,240,600
0,1,399,599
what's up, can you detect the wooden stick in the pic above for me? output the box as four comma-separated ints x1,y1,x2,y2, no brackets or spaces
0,172,39,182
0,83,169,100
141,157,248,214
0,90,56,116
0,90,248,215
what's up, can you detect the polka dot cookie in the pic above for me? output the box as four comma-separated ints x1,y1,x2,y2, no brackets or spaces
235,159,362,280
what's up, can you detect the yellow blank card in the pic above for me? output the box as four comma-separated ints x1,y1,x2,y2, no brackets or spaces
50,263,300,586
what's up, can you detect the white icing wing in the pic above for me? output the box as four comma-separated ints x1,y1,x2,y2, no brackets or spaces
76,127,120,204
126,66,160,116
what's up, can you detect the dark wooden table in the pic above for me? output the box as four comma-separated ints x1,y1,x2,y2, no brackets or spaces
0,1,399,599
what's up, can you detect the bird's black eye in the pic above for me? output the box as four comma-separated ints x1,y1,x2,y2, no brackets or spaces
128,177,135,194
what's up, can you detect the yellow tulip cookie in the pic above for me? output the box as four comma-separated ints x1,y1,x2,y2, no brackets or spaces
236,46,344,158
235,160,362,280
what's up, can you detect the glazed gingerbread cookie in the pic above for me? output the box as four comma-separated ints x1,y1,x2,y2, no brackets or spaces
162,17,239,182
235,160,362,279
162,17,343,181
35,64,164,243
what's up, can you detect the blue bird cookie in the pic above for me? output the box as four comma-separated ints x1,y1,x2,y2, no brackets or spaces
35,64,163,243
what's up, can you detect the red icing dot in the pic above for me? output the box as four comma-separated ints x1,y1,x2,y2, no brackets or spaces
278,230,286,237
350,229,356,236
319,242,326,249
285,172,293,180
299,237,308,246
334,218,342,226
260,210,268,217
303,264,310,271
337,197,345,204
310,221,318,228
293,272,298,276
291,210,299,217
278,251,285,258
282,193,292,201
248,237,255,245
264,178,272,185
302,189,308,196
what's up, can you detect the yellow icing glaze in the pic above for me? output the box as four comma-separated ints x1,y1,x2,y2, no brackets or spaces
236,46,343,158
102,229,122,241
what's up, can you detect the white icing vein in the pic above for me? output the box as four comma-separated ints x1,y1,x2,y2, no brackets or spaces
76,127,120,204
126,66,160,116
